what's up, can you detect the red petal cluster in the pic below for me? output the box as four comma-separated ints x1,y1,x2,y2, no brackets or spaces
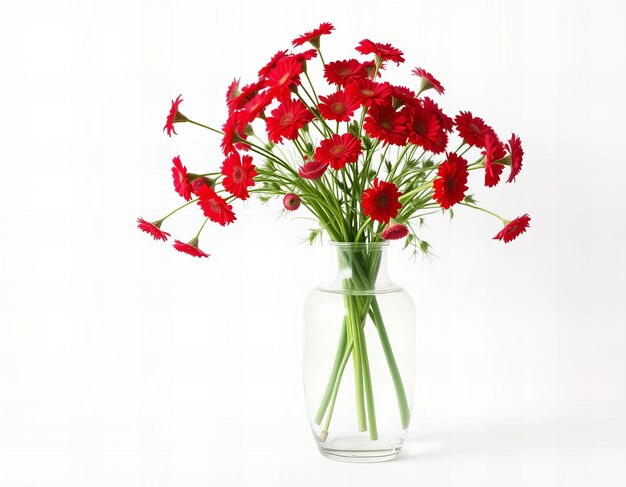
381,223,409,240
163,95,187,136
483,135,506,187
314,133,362,170
324,59,368,86
221,151,257,200
292,22,335,48
402,100,448,153
345,79,393,107
197,185,236,226
265,98,314,143
432,153,469,209
171,156,194,201
454,111,496,148
173,239,210,258
318,90,359,122
137,218,170,241
356,39,405,65
298,160,329,179
506,134,524,183
362,178,402,224
493,214,531,243
412,67,445,95
364,105,408,146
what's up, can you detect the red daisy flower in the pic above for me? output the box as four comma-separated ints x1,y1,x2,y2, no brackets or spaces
356,39,405,65
171,156,194,201
298,160,329,179
283,193,301,211
318,90,359,122
292,22,335,48
362,178,402,224
412,67,445,95
381,223,409,240
314,133,362,170
482,135,506,187
197,184,236,226
391,85,418,108
454,111,496,148
493,214,531,243
221,151,257,200
402,102,447,153
163,94,188,137
227,79,265,113
221,111,249,155
242,90,274,122
506,133,524,183
423,97,454,132
345,79,393,107
258,50,289,79
265,98,314,143
137,218,170,241
323,59,368,86
432,153,469,209
225,79,241,109
267,56,304,100
173,238,210,258
363,104,409,146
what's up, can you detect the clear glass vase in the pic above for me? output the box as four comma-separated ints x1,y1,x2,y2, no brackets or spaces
303,242,416,462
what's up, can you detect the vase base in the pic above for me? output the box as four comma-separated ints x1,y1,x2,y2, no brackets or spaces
317,436,403,463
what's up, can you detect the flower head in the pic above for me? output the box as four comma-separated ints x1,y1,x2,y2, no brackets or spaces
345,79,393,107
493,214,531,243
318,90,359,122
227,79,265,113
163,95,188,136
221,111,249,155
454,111,496,148
432,153,469,209
363,104,408,146
267,56,304,100
356,39,405,65
423,97,453,132
197,185,236,226
258,50,289,79
362,178,402,224
483,135,506,187
412,67,445,95
402,101,447,153
314,133,362,170
506,133,524,183
265,98,314,143
173,238,210,258
298,160,329,179
137,218,170,241
171,156,194,201
283,193,301,211
323,59,368,86
221,151,257,200
390,85,418,109
292,22,335,48
381,223,409,240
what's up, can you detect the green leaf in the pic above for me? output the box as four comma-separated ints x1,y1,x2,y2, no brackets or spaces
464,194,478,205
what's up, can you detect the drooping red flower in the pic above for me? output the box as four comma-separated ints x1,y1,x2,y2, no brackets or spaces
362,60,386,79
191,176,216,195
454,111,496,148
163,95,188,136
345,79,393,107
258,50,289,79
363,104,409,146
432,153,469,209
390,85,418,108
283,193,301,211
196,184,236,226
171,156,194,201
267,56,304,100
221,151,257,200
506,133,524,183
314,133,362,170
225,79,241,109
381,223,409,240
137,218,170,241
173,238,210,258
402,102,447,153
482,135,506,187
362,178,402,224
318,90,359,122
298,160,329,179
323,59,368,86
356,39,405,65
412,67,445,95
292,22,335,48
221,111,249,155
227,79,266,113
493,214,531,243
265,98,314,143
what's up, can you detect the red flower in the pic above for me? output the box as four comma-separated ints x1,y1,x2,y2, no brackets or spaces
242,90,274,122
402,102,447,153
292,22,335,48
221,151,257,200
265,98,314,143
345,79,393,107
356,39,405,65
163,94,188,136
283,193,301,211
391,85,418,108
171,156,194,201
318,90,359,122
454,111,496,148
323,59,368,86
227,79,265,113
258,50,289,79
225,79,241,109
362,178,402,224
221,111,249,155
423,97,453,132
298,160,329,179
412,67,445,95
267,56,304,100
173,238,210,258
197,185,236,226
314,133,362,170
363,105,408,146
483,135,506,187
506,133,524,183
191,176,216,194
493,214,531,243
432,153,469,209
381,223,409,240
137,218,170,241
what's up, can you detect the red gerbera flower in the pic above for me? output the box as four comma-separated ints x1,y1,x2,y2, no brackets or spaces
454,111,496,148
314,133,362,170
225,79,241,109
137,218,170,241
265,98,314,143
258,50,289,79
506,133,524,183
423,97,454,132
171,156,194,201
356,39,405,65
391,85,418,109
292,22,335,48
221,111,249,155
242,90,274,122
493,214,531,243
381,223,409,240
191,176,216,195
402,102,447,153
318,90,359,122
227,79,265,113
221,151,257,200
298,160,329,179
432,153,469,209
197,184,236,226
163,94,188,136
345,79,393,107
483,135,506,187
173,238,210,258
362,178,402,224
267,56,304,100
412,67,445,95
323,59,368,86
363,104,409,146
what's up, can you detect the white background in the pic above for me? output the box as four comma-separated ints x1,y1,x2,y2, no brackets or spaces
1,0,626,485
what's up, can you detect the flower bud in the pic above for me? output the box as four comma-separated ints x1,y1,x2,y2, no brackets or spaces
283,193,301,211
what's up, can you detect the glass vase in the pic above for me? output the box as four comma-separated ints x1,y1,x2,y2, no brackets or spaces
303,242,416,462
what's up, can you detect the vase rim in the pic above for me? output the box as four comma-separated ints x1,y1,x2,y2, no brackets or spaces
329,241,389,248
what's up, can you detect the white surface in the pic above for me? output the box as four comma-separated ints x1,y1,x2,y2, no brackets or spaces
1,0,626,485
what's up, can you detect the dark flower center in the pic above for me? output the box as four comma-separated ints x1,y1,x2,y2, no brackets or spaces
232,167,243,183
381,120,392,130
375,193,389,208
469,123,480,134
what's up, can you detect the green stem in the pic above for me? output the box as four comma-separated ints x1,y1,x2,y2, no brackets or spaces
314,320,347,424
